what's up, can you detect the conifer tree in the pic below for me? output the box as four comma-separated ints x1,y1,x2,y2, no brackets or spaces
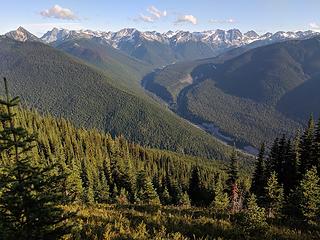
117,188,129,204
299,115,315,176
298,166,320,225
227,150,240,212
160,186,172,205
0,78,71,239
226,150,239,190
137,171,160,205
313,119,320,175
168,178,182,205
251,143,266,201
267,138,279,175
188,166,203,206
95,171,110,203
179,192,191,208
282,139,298,194
244,194,267,232
140,177,160,205
265,172,284,218
212,177,229,212
64,162,84,203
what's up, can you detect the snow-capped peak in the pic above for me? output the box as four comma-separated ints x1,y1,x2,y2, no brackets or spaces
39,27,319,52
5,27,40,42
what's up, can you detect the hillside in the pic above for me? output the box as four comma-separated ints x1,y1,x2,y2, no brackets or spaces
54,37,152,92
0,89,318,240
0,37,237,160
143,37,320,148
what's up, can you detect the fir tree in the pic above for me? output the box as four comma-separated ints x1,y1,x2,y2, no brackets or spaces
168,178,182,205
299,115,315,176
179,192,191,208
244,194,268,233
137,171,160,205
227,150,240,212
117,188,129,204
65,160,84,203
267,137,279,174
212,177,229,212
313,119,320,175
282,139,298,194
95,171,110,203
265,172,284,219
188,167,203,206
0,78,71,239
298,166,320,225
226,150,239,190
251,143,266,201
160,186,172,205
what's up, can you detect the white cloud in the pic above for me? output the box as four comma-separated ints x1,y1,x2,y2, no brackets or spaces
138,14,154,23
309,22,320,30
210,18,236,24
175,15,198,25
40,5,77,20
147,6,167,19
134,6,167,23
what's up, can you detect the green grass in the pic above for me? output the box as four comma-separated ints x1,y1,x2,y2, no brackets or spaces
63,204,320,240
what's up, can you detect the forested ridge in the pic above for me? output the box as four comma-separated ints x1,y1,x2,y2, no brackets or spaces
0,37,236,160
0,79,319,239
145,37,320,148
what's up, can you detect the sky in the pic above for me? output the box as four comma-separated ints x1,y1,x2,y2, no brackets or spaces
1,0,320,36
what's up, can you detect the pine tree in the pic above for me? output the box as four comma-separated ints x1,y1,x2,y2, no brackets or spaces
299,115,315,176
65,160,84,203
212,177,229,212
140,177,160,205
160,186,172,205
251,143,266,201
267,138,279,174
313,119,320,175
95,171,110,203
282,138,299,194
0,78,71,239
168,178,182,205
137,171,160,205
265,172,284,219
298,166,320,225
226,150,239,190
179,192,191,208
117,188,129,204
244,194,267,232
227,150,240,212
188,166,203,206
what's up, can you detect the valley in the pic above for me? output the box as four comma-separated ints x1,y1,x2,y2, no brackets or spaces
141,64,260,155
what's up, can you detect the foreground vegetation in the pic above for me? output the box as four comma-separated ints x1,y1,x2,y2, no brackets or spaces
62,204,319,240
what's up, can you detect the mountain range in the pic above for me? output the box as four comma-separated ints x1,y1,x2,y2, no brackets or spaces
6,27,319,67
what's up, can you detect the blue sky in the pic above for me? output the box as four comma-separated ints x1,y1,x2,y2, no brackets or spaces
1,0,320,36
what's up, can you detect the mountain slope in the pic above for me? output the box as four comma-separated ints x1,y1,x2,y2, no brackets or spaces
0,37,235,160
54,37,152,91
143,37,320,148
181,37,320,146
